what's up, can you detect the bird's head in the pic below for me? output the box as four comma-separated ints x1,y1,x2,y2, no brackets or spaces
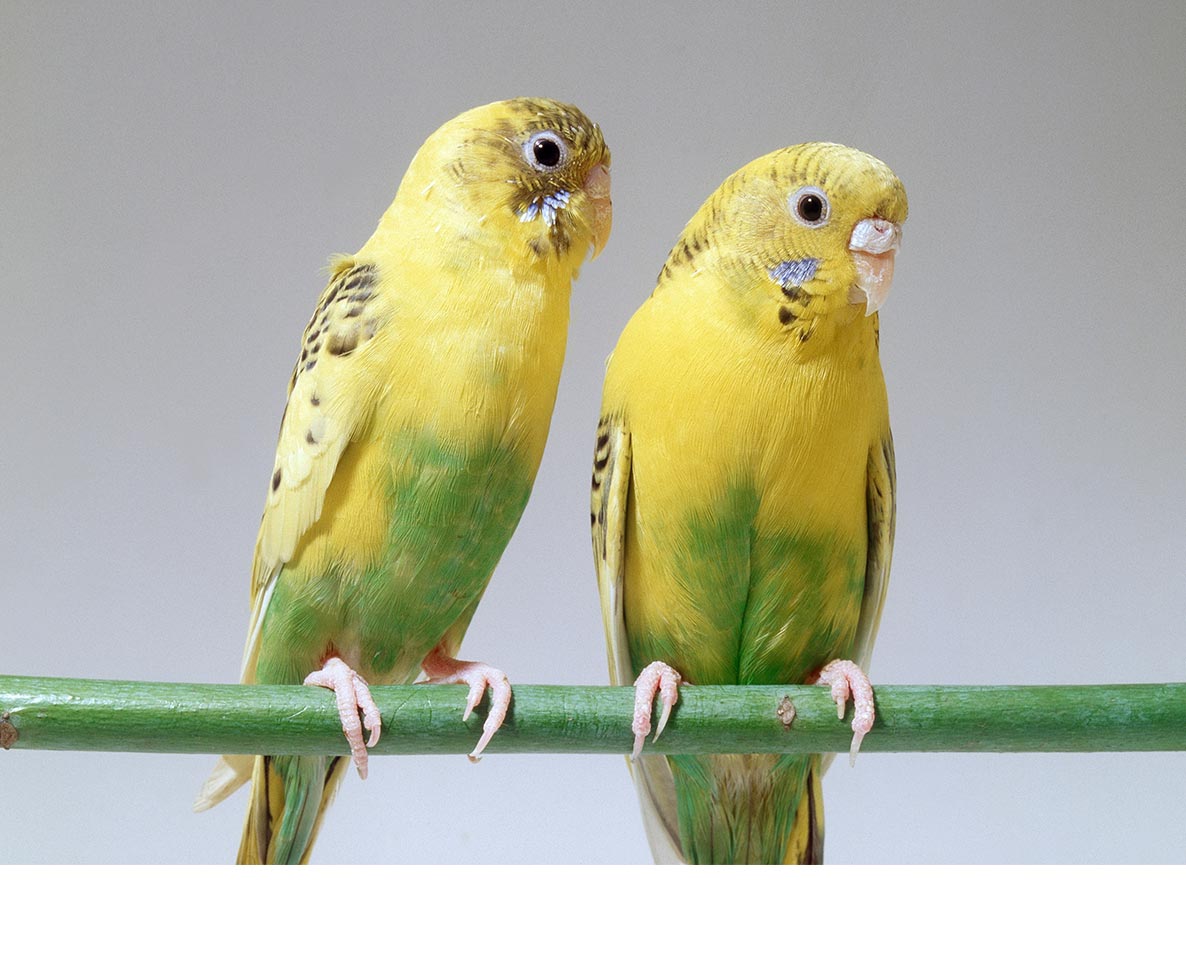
663,142,906,339
396,97,611,276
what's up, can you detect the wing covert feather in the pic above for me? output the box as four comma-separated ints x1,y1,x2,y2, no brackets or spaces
853,432,896,671
250,258,387,598
590,412,632,688
238,257,389,688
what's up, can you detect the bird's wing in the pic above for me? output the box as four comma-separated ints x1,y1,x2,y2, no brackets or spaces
196,257,389,812
853,431,896,671
590,409,686,859
240,256,389,680
818,432,894,783
590,410,633,688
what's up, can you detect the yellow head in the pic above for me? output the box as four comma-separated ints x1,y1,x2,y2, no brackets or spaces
660,142,906,333
387,97,612,275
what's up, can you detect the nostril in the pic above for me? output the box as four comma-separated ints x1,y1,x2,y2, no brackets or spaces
850,217,900,255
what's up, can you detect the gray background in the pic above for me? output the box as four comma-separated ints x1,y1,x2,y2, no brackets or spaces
2,0,1183,864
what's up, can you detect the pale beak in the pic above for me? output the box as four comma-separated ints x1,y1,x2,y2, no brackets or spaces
848,217,902,315
584,163,612,259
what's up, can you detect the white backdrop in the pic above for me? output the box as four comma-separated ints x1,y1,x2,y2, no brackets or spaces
2,0,1183,863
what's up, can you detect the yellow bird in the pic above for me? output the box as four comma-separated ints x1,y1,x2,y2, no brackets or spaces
195,98,611,864
592,143,904,863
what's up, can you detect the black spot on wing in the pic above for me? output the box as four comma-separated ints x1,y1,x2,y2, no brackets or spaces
590,415,614,534
590,417,612,490
305,263,379,359
339,269,372,293
326,329,359,357
275,262,378,451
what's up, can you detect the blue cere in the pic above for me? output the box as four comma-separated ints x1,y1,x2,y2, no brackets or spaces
768,258,819,289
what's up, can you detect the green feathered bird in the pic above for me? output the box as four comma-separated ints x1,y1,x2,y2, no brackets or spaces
592,142,905,863
194,97,611,863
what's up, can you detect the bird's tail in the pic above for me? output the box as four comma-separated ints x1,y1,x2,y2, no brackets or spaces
236,754,349,865
781,755,824,865
634,752,823,864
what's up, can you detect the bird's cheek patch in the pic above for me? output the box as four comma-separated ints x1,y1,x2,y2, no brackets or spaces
519,189,571,228
768,258,819,293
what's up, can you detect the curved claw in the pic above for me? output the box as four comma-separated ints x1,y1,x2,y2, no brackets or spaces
303,657,383,779
631,661,683,761
421,645,513,762
816,659,876,766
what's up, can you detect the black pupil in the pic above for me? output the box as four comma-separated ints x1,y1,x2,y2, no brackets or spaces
798,194,824,222
533,138,561,168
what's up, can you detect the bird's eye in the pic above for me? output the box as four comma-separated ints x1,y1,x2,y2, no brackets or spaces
790,186,830,227
525,131,568,171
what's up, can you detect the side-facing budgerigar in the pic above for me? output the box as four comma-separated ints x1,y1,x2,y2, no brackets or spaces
195,98,611,864
591,143,904,863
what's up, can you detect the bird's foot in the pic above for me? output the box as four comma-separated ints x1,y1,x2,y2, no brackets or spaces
421,645,512,762
815,659,875,765
303,656,382,779
631,661,683,760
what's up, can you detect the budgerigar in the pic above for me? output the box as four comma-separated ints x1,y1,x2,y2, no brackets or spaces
591,143,904,864
195,98,611,864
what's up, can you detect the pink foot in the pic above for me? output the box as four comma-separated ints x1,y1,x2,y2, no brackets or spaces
631,661,682,760
816,659,876,765
303,656,382,779
421,645,512,762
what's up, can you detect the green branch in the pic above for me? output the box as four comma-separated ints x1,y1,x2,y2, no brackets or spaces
1,676,1183,756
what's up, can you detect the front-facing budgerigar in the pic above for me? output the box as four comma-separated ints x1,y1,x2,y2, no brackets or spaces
592,143,904,863
195,97,611,864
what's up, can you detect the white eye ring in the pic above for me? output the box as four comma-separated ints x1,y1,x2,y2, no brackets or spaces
524,131,569,171
789,186,830,227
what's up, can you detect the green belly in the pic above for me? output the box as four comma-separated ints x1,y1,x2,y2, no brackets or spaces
256,435,533,686
629,487,866,686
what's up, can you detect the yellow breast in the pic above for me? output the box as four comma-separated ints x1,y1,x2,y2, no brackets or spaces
289,248,573,582
606,270,888,541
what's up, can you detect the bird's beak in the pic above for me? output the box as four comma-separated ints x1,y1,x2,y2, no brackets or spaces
584,163,612,259
848,218,902,316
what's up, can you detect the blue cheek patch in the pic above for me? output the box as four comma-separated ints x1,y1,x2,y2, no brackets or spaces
769,258,819,290
541,189,570,227
520,189,571,227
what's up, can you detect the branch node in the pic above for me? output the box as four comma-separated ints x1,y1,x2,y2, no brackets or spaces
0,713,18,750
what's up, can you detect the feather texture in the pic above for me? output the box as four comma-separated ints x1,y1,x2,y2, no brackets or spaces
195,98,611,863
593,142,905,863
